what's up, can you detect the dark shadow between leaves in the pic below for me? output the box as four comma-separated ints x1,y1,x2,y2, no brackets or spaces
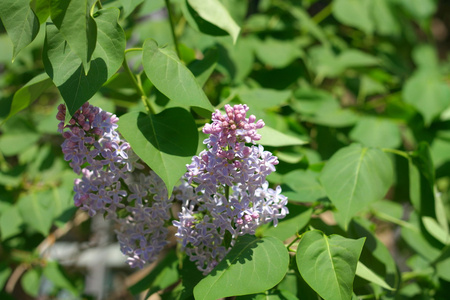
350,220,398,292
136,107,198,157
207,235,262,277
58,58,108,115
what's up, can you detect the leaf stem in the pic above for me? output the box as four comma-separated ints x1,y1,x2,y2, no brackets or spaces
124,47,143,54
381,148,409,159
215,91,237,110
372,210,417,231
122,51,155,114
311,3,332,24
164,0,181,58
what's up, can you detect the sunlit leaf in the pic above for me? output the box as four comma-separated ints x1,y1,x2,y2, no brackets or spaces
194,235,289,300
187,0,240,43
320,144,394,228
142,39,214,113
296,230,365,300
355,261,395,291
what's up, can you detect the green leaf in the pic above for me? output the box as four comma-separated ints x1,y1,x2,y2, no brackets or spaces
2,73,52,123
30,0,51,24
350,117,401,149
254,37,303,69
282,170,326,203
296,230,365,300
187,0,240,43
0,205,23,240
258,126,308,147
237,88,291,111
118,108,198,197
194,235,289,300
403,71,450,125
401,211,442,261
50,0,97,73
142,39,214,113
333,0,374,34
119,0,144,18
187,47,218,87
260,205,312,241
0,0,40,60
0,263,12,290
349,218,400,292
44,8,125,115
43,261,78,295
129,251,179,296
320,144,394,228
21,268,41,297
371,0,400,36
355,261,395,291
18,191,55,236
396,0,437,20
0,131,40,157
422,216,449,245
289,5,329,47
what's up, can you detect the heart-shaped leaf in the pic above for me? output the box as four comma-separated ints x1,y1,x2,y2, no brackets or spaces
320,143,394,228
296,230,365,300
44,8,125,115
194,235,289,300
50,0,97,73
118,108,198,197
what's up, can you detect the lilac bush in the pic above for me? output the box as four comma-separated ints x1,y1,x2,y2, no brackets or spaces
57,102,287,274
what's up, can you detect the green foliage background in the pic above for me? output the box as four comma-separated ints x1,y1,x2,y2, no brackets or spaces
1,0,450,299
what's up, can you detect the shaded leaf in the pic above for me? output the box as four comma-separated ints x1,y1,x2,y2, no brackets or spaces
282,170,326,203
0,205,23,240
21,268,41,297
43,261,78,295
0,0,40,60
296,230,365,300
129,250,179,295
50,0,97,73
118,108,198,197
44,8,125,115
18,191,54,235
3,73,52,123
0,263,12,290
187,47,218,87
194,235,289,300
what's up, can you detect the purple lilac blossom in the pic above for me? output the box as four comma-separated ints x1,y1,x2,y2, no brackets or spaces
57,103,173,268
173,104,288,274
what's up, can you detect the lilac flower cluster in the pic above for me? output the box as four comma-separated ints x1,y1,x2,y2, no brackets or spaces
57,103,172,268
174,104,288,274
